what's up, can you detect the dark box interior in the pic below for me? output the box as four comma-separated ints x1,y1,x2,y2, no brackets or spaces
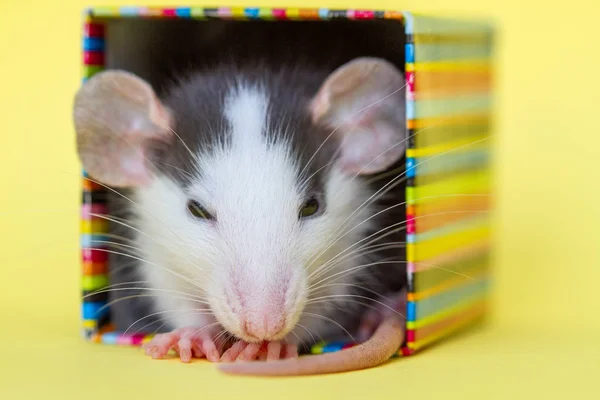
105,19,406,96
101,18,407,334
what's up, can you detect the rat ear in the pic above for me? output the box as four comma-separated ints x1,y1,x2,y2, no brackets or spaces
310,58,407,175
73,70,173,187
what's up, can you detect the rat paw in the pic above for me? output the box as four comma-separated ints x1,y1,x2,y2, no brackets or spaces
143,327,222,363
356,290,407,343
220,341,298,363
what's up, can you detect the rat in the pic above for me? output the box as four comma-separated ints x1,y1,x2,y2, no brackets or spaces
73,56,408,376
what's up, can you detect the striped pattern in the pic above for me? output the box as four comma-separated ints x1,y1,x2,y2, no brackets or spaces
79,7,494,358
84,7,403,20
403,14,493,354
80,18,111,338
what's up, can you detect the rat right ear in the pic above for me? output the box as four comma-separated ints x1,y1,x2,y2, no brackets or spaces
309,58,406,176
73,70,173,188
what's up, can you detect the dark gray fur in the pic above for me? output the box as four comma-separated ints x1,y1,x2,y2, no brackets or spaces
104,20,407,347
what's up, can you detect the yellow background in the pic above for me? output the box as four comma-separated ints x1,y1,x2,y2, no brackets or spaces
1,0,598,398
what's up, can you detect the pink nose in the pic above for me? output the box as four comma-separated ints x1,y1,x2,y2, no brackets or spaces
242,314,286,340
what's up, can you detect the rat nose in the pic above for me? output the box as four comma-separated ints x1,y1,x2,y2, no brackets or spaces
242,313,286,340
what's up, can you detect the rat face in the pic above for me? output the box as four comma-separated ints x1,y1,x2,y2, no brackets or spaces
73,58,406,343
134,86,373,342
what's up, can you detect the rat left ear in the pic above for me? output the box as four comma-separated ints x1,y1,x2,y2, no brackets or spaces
73,70,173,188
310,57,407,175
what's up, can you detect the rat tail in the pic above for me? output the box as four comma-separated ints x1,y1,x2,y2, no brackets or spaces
217,316,405,376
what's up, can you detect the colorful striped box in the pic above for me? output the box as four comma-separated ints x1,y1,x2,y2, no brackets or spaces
79,6,494,358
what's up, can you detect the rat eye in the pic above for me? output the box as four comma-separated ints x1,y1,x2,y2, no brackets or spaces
299,197,320,219
187,200,214,220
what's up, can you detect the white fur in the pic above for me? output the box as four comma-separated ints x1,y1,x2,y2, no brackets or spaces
134,84,374,343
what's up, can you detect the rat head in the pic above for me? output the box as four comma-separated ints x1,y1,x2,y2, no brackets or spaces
73,58,406,343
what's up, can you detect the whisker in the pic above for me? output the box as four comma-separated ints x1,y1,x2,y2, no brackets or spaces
154,159,196,180
86,280,151,291
189,322,221,338
308,281,387,299
307,294,405,319
305,130,490,273
348,135,491,229
310,260,404,290
301,312,355,342
313,255,477,293
311,244,405,283
306,196,409,278
93,233,139,245
90,213,188,255
299,81,409,178
123,308,212,335
289,326,307,343
94,294,209,318
167,126,195,160
293,323,318,347
412,261,478,280
313,242,407,278
136,316,171,335
308,298,380,314
88,239,145,254
303,158,337,185
105,259,149,273
303,178,408,272
83,286,208,302
213,329,231,352
85,247,207,291
363,165,404,185
310,209,488,281
82,176,207,274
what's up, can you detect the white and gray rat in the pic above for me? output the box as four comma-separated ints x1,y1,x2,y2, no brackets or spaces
74,54,409,376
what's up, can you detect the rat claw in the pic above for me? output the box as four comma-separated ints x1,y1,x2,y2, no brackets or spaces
221,341,247,362
144,326,227,363
220,350,234,363
178,337,193,363
144,339,171,359
145,346,159,358
202,339,220,362
146,329,297,365
236,342,261,362
144,332,178,359
258,350,268,361
266,341,282,361
191,343,205,358
221,341,294,362
283,344,298,359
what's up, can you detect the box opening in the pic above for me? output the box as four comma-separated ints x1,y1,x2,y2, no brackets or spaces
83,13,410,351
